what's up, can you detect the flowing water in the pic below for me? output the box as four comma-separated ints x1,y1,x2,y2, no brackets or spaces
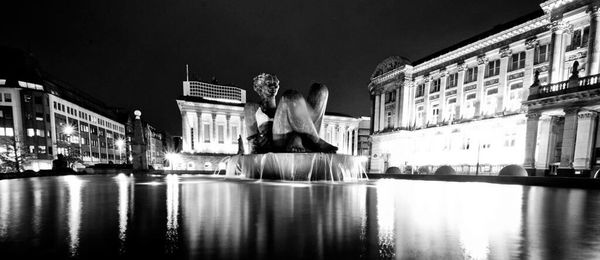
1,174,600,259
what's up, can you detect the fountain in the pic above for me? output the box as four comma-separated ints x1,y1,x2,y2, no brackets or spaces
226,73,367,181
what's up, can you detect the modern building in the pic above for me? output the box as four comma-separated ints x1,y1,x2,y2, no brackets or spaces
369,0,600,176
176,77,369,170
0,47,127,171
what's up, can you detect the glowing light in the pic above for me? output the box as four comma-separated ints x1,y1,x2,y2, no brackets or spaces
63,125,75,135
0,180,9,239
115,139,125,149
65,176,84,257
165,174,180,253
116,173,130,251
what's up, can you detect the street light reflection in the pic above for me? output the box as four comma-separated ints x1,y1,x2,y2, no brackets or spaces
115,173,131,253
65,175,84,257
165,174,180,253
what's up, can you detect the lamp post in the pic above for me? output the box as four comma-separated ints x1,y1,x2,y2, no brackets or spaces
165,152,180,171
115,139,125,163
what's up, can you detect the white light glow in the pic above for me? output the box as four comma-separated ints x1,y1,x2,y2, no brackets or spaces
65,176,83,257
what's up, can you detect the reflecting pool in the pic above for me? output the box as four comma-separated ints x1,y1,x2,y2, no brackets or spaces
1,174,600,259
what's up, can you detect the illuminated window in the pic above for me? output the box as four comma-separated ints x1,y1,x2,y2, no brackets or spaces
509,52,526,71
430,103,440,123
27,128,35,137
204,124,211,143
385,90,396,104
36,129,45,137
445,98,456,122
416,106,425,126
508,82,523,111
567,26,589,51
463,93,477,118
464,67,478,83
484,88,498,115
430,78,441,93
485,60,500,78
416,84,425,98
218,125,224,143
446,73,458,89
232,126,238,144
534,44,550,64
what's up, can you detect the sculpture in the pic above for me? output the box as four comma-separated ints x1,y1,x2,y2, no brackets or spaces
244,73,338,154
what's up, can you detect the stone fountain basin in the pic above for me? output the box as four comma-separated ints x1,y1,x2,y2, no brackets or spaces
226,153,367,181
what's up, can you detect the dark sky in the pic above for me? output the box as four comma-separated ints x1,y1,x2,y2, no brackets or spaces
1,0,541,135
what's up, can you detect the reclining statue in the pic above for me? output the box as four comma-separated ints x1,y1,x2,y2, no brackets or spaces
245,73,338,154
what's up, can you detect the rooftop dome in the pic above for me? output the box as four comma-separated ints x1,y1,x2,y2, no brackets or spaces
371,56,412,79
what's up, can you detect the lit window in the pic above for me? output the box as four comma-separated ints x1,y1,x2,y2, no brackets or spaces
567,26,589,51
204,124,211,143
416,84,425,98
446,73,458,89
463,93,477,118
464,67,478,83
27,128,35,137
534,44,550,64
430,79,441,93
485,60,500,78
6,128,14,136
430,103,440,123
509,52,526,71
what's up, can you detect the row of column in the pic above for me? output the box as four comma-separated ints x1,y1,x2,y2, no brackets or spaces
524,109,598,175
321,124,359,155
182,110,245,153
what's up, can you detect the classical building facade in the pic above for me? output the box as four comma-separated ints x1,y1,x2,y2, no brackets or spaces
369,0,600,176
0,47,126,171
176,78,368,170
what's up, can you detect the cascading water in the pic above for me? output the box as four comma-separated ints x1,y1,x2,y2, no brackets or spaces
225,153,368,181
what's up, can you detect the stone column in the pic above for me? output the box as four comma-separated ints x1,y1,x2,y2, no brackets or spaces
211,114,217,144
353,128,359,155
550,21,569,83
588,7,600,75
181,111,190,152
456,63,466,119
573,111,597,170
524,38,538,89
499,47,511,111
535,116,554,173
524,112,541,172
226,114,231,145
394,87,400,128
400,80,411,128
379,93,385,131
476,56,487,117
560,108,579,169
439,71,447,124
374,94,380,131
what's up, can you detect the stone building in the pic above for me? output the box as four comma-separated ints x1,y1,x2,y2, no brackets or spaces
369,0,600,177
176,78,369,171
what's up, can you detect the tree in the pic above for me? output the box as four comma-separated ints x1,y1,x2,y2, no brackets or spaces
0,135,35,173
56,138,83,169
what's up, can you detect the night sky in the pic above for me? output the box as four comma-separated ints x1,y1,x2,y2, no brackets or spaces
2,0,541,135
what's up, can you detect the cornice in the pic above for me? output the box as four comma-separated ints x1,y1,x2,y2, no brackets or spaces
540,0,576,14
412,15,550,74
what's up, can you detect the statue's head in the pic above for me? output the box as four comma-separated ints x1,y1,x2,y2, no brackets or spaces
253,73,279,99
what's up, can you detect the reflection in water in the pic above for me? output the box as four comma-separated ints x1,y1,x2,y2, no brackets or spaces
115,173,132,253
0,180,8,240
1,176,600,259
165,174,180,253
65,176,83,257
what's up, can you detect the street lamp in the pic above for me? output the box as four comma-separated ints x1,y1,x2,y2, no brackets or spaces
165,152,180,171
115,139,125,163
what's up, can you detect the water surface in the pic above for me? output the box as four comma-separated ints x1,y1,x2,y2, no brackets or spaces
1,174,599,259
